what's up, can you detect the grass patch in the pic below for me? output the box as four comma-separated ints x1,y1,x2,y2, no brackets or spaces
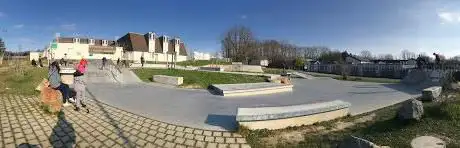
0,65,48,95
241,94,460,147
307,72,400,83
146,60,232,67
133,68,267,88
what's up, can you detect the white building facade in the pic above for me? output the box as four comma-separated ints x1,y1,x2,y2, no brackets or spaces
48,37,123,60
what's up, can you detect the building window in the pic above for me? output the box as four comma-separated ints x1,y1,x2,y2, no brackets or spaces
89,39,95,45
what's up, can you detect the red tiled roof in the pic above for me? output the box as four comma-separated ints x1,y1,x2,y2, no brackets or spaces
179,42,187,56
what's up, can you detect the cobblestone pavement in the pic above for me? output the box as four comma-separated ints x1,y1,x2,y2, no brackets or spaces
0,95,250,148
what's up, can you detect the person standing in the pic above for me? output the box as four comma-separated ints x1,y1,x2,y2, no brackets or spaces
117,58,120,66
38,57,44,67
48,61,72,107
140,56,145,67
73,59,89,112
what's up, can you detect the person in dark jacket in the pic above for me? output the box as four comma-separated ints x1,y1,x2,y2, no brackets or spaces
48,61,72,107
38,57,44,67
140,56,145,67
101,57,107,70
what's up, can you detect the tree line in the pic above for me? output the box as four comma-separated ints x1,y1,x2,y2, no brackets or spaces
221,25,460,68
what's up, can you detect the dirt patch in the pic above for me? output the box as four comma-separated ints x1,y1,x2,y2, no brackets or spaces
259,113,377,146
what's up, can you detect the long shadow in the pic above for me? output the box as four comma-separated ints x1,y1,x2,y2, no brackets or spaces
49,111,76,148
86,88,135,148
205,114,238,131
380,83,421,95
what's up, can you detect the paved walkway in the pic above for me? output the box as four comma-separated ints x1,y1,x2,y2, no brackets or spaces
0,95,249,148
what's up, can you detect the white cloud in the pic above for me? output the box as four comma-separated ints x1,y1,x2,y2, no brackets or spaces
438,12,460,24
13,24,24,29
60,23,76,30
240,15,247,19
0,12,5,17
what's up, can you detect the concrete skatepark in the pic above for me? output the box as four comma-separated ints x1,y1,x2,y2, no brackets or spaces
84,61,422,131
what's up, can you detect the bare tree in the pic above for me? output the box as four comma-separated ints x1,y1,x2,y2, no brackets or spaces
221,25,257,64
360,50,373,60
378,54,394,60
401,49,417,60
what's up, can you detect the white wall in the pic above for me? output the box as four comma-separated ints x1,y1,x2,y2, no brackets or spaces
29,52,40,61
124,51,187,62
52,43,123,60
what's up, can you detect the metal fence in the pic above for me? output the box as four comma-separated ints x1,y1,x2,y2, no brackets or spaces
306,64,460,79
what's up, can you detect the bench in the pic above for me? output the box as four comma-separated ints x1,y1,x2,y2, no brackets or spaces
236,100,351,130
153,75,183,86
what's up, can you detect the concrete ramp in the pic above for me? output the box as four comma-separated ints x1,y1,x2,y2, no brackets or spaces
291,71,315,79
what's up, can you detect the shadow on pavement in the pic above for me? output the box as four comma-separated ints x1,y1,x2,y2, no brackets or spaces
86,88,135,148
381,83,421,95
205,114,238,131
49,111,75,148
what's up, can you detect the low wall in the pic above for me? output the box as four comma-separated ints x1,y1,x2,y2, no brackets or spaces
210,82,293,97
199,67,224,72
237,100,351,130
153,75,183,86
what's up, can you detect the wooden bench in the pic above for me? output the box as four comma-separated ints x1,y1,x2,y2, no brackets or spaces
236,100,351,130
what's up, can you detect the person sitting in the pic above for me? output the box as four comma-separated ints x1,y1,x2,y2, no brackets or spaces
48,61,72,107
31,59,37,67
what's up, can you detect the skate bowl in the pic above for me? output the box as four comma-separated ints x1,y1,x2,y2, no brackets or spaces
236,100,351,130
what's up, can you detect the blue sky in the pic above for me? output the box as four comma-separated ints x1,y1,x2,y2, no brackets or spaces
1,0,460,58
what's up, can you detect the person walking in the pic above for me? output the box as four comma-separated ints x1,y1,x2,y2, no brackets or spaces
73,58,89,112
48,61,72,107
140,56,145,67
117,58,120,66
101,57,107,70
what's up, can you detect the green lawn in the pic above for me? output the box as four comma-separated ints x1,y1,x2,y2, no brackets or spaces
133,68,267,88
240,94,460,148
0,64,48,96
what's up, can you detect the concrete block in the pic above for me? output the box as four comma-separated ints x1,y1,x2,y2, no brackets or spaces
199,67,224,72
422,86,442,101
153,75,183,86
210,82,293,97
236,100,351,130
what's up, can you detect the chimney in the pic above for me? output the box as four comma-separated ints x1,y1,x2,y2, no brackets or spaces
162,36,168,54
174,38,180,55
147,32,156,53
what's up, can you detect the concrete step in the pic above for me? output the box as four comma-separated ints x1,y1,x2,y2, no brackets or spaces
209,82,293,97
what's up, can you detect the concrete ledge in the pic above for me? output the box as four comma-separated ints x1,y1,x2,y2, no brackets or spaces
153,75,183,86
236,100,351,130
422,86,442,101
199,67,224,72
210,82,293,96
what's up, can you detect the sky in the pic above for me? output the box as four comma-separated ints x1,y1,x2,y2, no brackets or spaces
1,0,460,58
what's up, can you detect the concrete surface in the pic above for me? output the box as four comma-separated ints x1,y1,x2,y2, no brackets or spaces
86,77,420,131
211,82,293,96
153,75,184,86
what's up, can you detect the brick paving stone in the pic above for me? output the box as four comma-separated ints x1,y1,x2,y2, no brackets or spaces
222,132,232,137
206,143,218,148
195,135,205,141
175,126,185,132
174,137,186,144
236,138,247,144
184,133,195,139
205,136,215,142
194,129,203,135
146,135,157,142
154,138,166,146
174,131,185,137
175,144,187,148
215,137,225,143
165,135,175,142
164,141,176,148
229,144,240,148
184,128,194,133
184,139,196,147
225,138,236,143
0,95,250,148
218,143,229,148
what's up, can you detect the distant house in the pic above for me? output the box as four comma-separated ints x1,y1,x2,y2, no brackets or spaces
345,55,371,64
370,59,416,65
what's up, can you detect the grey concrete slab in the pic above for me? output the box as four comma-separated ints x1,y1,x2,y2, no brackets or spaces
86,78,420,131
